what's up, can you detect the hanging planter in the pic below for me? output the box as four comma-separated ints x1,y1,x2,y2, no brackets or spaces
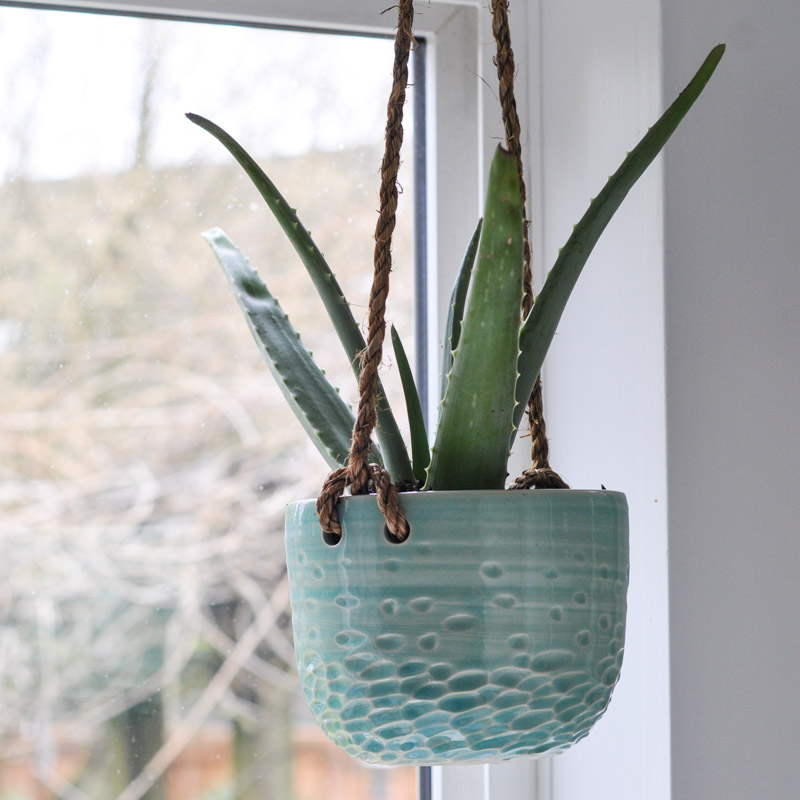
188,0,723,767
286,490,627,764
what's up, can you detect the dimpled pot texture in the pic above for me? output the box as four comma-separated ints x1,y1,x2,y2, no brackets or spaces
285,490,628,765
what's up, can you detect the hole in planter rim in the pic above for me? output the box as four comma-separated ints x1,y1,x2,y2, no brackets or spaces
320,523,412,546
321,529,342,547
383,523,411,545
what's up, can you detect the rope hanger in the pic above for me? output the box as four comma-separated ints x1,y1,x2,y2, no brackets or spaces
317,0,566,542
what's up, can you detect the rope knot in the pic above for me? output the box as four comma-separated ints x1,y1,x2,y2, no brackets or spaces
508,467,570,491
317,464,410,543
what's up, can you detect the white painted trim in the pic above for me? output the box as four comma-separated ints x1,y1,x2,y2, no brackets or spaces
422,3,482,416
533,2,669,799
6,0,465,35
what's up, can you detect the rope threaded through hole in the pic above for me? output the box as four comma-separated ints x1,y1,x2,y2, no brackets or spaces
317,0,415,541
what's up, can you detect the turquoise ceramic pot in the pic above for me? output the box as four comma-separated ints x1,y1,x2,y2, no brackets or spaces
285,490,628,765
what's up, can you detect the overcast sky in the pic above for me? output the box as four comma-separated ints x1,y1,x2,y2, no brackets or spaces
0,6,402,180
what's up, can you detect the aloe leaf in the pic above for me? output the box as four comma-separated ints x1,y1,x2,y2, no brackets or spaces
440,218,482,402
187,113,413,483
202,227,378,470
427,147,524,490
514,43,726,439
390,325,429,484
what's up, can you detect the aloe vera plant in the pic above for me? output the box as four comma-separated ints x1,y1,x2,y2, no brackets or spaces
190,43,724,492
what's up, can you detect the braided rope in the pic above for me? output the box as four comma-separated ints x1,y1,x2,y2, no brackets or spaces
316,464,410,540
317,0,414,542
491,0,568,490
491,0,532,311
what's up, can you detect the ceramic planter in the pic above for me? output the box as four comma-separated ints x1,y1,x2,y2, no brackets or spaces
285,490,628,765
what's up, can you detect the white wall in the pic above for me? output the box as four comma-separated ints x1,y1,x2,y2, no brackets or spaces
663,0,800,797
533,1,671,798
533,0,800,797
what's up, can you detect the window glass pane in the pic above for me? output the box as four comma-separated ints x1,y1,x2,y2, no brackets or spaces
0,7,416,798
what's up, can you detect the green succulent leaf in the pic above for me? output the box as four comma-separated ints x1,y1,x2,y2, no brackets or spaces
202,227,376,470
427,147,523,490
440,218,482,402
186,113,413,483
390,325,429,484
514,43,726,439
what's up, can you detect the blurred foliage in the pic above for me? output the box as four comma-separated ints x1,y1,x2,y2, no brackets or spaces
0,146,414,797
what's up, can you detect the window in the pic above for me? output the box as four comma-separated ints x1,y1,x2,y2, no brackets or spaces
1,1,565,799
0,5,421,799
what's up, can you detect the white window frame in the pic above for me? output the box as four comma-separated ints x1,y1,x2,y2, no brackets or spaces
5,1,672,799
